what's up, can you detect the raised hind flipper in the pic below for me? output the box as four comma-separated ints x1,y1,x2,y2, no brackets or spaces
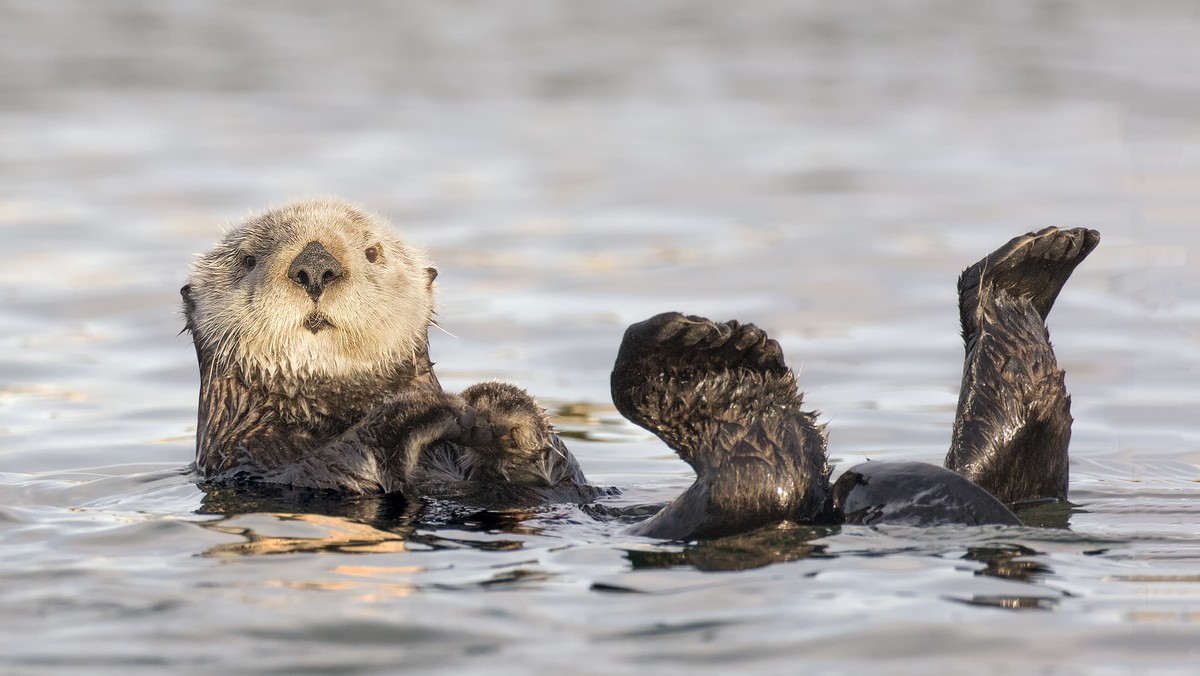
946,227,1100,505
611,312,831,540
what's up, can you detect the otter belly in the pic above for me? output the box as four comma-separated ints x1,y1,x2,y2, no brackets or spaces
831,461,1022,527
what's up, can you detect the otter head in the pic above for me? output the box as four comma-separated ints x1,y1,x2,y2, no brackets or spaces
183,198,438,398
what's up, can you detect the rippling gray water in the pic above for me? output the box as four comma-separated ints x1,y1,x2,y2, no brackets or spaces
3,2,1200,673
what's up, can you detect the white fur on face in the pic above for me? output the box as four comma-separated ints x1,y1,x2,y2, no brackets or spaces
188,198,435,385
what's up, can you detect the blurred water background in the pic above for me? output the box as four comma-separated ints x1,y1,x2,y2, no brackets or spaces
2,1,1200,673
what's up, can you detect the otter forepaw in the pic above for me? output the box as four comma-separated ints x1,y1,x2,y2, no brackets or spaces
454,381,584,486
443,405,497,447
458,381,554,458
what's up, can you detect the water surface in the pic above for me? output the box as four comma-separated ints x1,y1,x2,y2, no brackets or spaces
2,2,1200,673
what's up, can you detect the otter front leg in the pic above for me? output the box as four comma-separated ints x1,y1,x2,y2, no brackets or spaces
367,388,482,492
250,389,471,494
455,381,588,487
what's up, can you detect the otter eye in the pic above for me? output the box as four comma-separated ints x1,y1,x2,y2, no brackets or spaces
365,246,380,263
244,255,257,270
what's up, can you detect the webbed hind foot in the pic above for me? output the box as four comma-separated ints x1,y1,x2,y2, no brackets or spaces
612,313,831,540
958,227,1100,347
610,312,792,457
947,227,1099,506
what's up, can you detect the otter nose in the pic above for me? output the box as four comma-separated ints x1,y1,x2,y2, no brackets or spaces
288,241,344,302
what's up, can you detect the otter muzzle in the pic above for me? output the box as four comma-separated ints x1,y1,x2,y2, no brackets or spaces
288,241,344,302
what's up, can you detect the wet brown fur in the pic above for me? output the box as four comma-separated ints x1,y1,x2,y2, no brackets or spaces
184,204,1097,537
183,198,596,503
611,227,1098,539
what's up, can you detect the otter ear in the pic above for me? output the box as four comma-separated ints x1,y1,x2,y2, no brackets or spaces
180,284,196,332
181,283,197,312
425,267,438,286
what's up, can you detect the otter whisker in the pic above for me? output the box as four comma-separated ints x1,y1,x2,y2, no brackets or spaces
430,320,457,339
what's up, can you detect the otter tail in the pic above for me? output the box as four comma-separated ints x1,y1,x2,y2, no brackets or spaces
946,227,1100,506
611,313,831,540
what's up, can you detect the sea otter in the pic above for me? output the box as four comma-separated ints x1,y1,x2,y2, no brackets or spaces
611,226,1099,539
182,198,599,505
183,200,1097,539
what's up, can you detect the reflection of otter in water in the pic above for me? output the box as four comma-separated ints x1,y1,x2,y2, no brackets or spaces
183,199,600,505
612,227,1099,539
184,202,1096,541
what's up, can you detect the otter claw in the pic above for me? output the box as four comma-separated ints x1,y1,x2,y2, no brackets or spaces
449,406,497,445
704,322,733,348
759,339,787,370
656,316,692,341
681,322,714,347
734,326,762,351
456,406,478,431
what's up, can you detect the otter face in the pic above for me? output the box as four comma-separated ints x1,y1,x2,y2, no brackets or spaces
184,198,436,385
